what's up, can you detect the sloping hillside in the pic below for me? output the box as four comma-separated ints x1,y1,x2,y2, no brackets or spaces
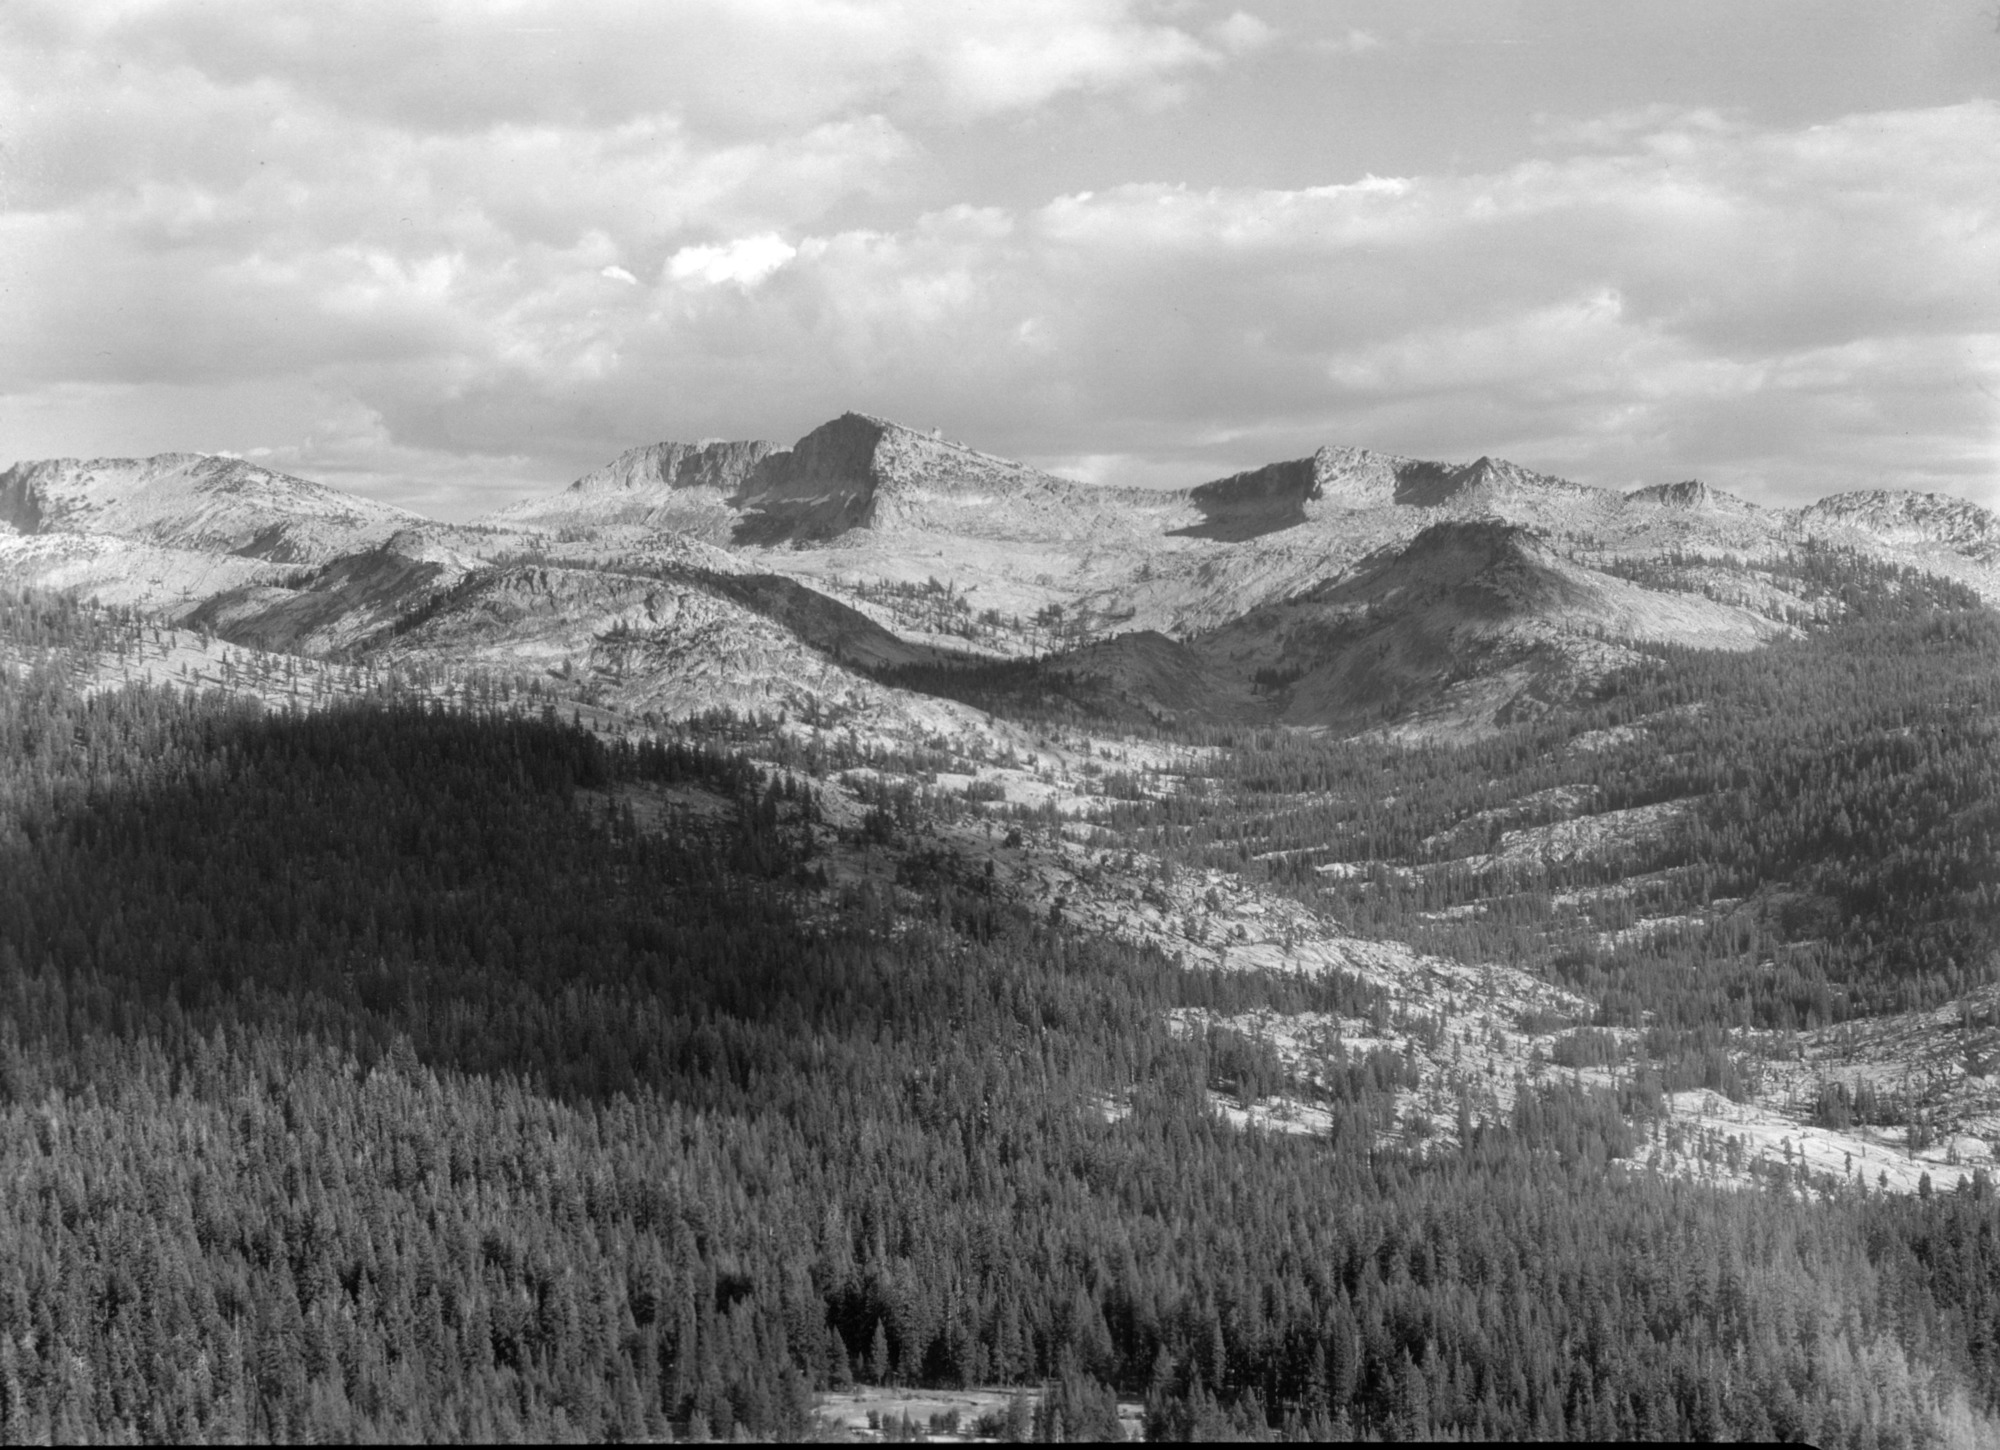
1181,519,1786,735
0,453,417,561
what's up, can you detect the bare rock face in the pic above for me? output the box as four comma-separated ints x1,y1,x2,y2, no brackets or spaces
491,414,1101,547
1312,447,1406,511
731,413,890,544
1627,479,1758,512
580,440,778,498
0,465,47,535
487,439,779,538
734,413,1125,544
1172,457,1324,542
1170,446,1434,538
0,453,416,563
1801,490,2000,560
1388,455,1608,512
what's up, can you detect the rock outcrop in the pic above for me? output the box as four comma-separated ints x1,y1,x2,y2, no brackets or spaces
1801,490,2000,560
1626,479,1758,512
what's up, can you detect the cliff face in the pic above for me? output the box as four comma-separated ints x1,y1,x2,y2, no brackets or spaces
731,414,888,544
489,439,780,537
1168,445,1495,540
573,440,779,498
725,413,1157,545
1172,457,1323,542
1312,447,1405,511
489,414,1078,546
0,464,47,534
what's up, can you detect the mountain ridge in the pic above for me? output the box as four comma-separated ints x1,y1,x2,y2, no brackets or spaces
5,413,1997,739
17,421,1990,578
0,452,419,562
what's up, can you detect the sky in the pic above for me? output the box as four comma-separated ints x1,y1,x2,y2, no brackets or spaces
1,0,1997,519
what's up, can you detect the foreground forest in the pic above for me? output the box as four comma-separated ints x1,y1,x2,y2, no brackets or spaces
2,584,1999,1444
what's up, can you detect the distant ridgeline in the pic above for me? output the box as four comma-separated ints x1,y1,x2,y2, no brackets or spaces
1,588,1999,1442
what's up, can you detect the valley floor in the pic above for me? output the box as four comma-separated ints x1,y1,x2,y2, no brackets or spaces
810,1384,1145,1442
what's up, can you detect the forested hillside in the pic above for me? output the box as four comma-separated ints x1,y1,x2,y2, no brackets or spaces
2,620,1998,1442
1083,553,2000,1028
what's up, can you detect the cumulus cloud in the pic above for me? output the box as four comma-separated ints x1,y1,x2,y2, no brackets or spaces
667,235,798,288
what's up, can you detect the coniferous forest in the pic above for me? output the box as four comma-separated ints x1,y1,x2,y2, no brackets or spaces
2,587,1999,1444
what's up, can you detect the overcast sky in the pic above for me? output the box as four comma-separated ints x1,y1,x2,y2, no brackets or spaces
2,1,1997,517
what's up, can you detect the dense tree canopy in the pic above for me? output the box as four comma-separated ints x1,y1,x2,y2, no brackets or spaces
1,586,1998,1442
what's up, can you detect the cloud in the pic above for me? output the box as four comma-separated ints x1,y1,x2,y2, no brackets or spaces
1315,27,1382,57
3,0,1224,135
921,3,1217,118
498,102,1993,507
667,234,798,288
1210,11,1277,57
1,0,1993,523
0,0,1244,503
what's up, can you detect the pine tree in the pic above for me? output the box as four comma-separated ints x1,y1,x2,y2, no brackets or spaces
870,1321,892,1386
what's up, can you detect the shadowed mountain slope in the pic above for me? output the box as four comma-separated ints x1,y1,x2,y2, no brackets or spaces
1171,458,1324,542
1184,519,1788,735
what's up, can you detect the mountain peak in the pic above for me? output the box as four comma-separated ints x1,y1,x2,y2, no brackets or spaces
732,412,1088,544
478,411,1085,548
1626,479,1756,512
